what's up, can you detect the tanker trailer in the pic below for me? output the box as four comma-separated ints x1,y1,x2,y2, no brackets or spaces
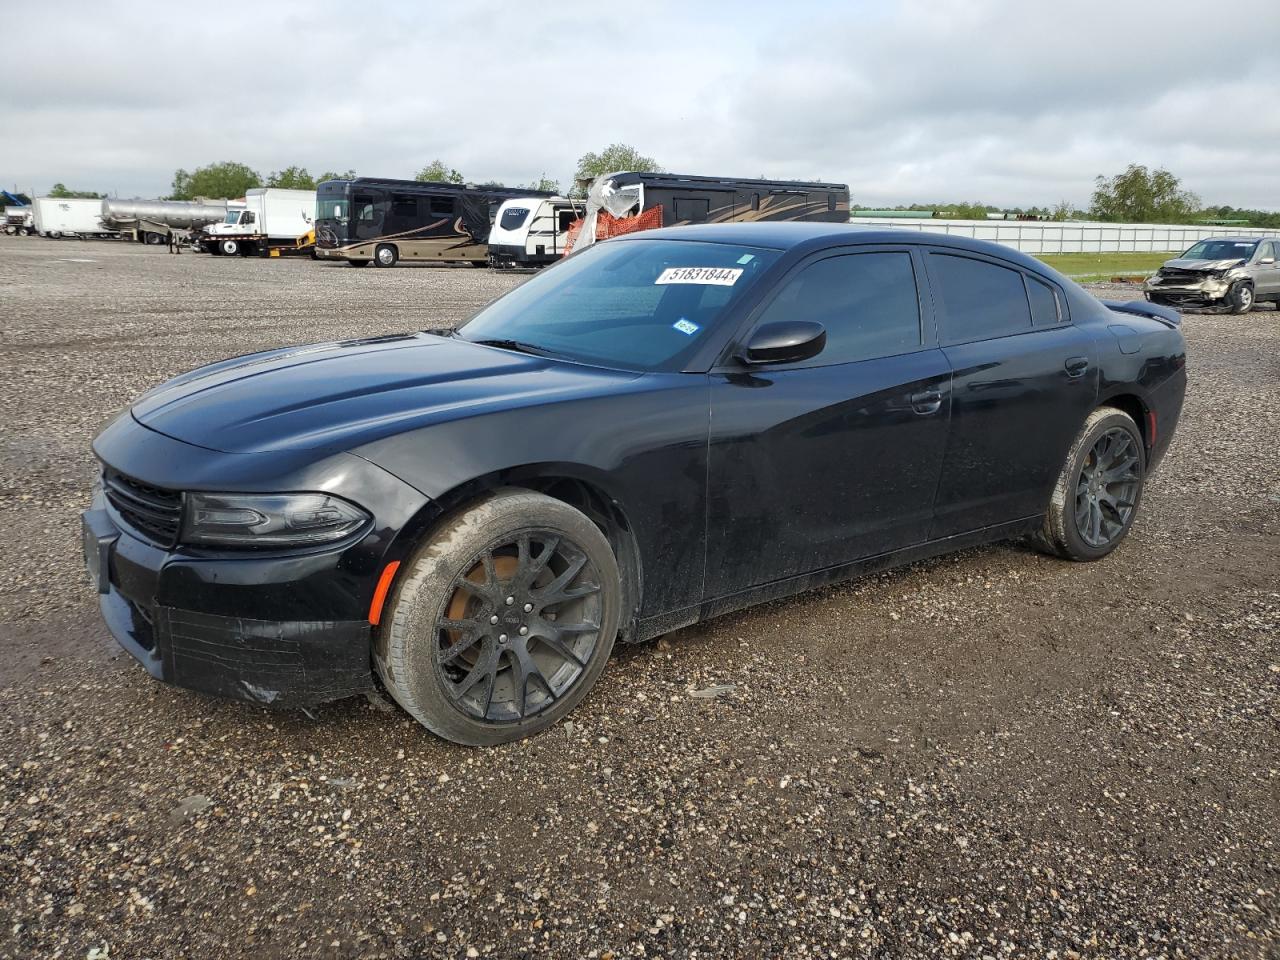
100,198,233,244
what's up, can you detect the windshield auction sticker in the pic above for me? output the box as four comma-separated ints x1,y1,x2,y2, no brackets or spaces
655,267,743,286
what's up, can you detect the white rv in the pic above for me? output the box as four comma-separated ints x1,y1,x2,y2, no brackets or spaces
487,196,583,267
32,197,114,238
201,187,315,256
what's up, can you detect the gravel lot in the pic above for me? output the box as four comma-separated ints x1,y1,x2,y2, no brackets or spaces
1,236,1277,959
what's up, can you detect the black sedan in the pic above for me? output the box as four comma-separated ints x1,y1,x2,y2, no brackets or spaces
83,224,1187,744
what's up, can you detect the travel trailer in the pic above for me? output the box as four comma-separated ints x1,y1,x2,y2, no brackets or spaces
314,177,553,267
201,188,315,256
571,172,851,252
487,196,584,267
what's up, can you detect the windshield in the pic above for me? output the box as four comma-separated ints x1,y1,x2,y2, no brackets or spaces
317,198,347,221
457,238,780,372
223,210,241,224
1181,239,1256,261
499,206,530,231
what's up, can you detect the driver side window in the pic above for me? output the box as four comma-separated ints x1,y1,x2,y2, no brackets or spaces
753,252,923,367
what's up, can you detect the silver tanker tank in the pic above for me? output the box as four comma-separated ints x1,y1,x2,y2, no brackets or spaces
100,198,231,231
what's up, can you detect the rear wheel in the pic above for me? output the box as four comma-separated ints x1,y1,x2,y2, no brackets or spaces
376,489,621,745
219,238,240,256
1031,406,1145,561
373,243,398,268
1227,281,1254,315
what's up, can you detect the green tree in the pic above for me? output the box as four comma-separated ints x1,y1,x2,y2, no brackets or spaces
523,173,560,194
1090,165,1200,224
1050,200,1076,222
571,143,662,195
415,160,465,184
170,162,262,200
317,169,356,183
48,183,104,199
266,166,317,189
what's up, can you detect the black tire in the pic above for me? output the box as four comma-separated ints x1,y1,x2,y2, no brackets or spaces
144,232,163,245
1030,406,1145,561
347,259,370,267
219,238,240,256
1227,281,1254,315
375,488,621,745
373,243,398,268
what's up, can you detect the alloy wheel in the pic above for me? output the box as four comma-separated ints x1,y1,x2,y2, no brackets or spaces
434,532,603,723
1075,427,1140,548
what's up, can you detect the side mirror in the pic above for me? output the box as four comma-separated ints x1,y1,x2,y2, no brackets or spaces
1260,256,1276,265
742,321,826,365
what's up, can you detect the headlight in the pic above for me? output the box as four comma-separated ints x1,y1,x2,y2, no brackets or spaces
182,492,370,547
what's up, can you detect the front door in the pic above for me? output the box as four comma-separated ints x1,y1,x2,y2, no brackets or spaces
705,248,952,597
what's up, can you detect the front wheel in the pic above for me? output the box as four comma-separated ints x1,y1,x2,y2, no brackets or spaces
1227,282,1254,315
376,489,621,745
1031,406,1145,561
219,238,240,256
373,243,398,268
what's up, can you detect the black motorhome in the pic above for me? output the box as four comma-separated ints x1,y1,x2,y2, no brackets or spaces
314,178,554,267
570,172,851,252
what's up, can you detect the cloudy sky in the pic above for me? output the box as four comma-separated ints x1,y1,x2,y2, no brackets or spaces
4,0,1278,210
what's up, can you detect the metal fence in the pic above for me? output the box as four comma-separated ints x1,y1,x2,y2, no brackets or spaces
847,217,1274,254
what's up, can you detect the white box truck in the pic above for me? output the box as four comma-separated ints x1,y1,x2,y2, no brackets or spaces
32,197,114,239
201,187,316,257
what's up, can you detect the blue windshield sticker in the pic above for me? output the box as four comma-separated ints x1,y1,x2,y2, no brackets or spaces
737,254,755,264
673,318,700,336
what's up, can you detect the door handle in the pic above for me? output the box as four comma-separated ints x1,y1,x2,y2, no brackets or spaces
1064,356,1089,377
910,389,943,415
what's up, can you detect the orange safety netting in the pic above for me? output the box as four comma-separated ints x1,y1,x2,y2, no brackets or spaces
562,205,664,256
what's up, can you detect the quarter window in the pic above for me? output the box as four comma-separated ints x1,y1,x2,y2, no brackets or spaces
753,252,922,366
674,197,710,223
1026,275,1061,326
930,254,1032,343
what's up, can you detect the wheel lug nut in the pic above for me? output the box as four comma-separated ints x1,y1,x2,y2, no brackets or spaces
505,595,515,605
523,603,533,613
489,615,499,625
518,626,528,636
498,634,508,643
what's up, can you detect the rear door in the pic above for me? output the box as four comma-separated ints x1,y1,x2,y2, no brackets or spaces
1253,241,1280,297
924,249,1097,537
705,246,952,596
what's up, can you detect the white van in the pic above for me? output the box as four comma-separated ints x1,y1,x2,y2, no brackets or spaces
487,197,583,267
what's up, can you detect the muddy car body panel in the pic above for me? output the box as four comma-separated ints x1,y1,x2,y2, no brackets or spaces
84,225,1188,710
1144,236,1280,308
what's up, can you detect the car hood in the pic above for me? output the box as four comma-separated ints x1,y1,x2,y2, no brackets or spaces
131,332,639,454
1160,257,1245,272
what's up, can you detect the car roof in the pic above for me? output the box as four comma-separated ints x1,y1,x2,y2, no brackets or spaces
1195,235,1277,242
615,222,1056,275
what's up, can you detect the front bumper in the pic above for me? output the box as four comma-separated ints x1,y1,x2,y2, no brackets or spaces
84,491,374,707
83,414,432,709
1143,277,1230,306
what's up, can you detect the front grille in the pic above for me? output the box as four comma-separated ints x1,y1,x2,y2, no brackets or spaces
103,469,183,547
1157,270,1209,285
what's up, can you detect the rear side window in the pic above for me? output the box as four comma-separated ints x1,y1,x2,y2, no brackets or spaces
930,254,1032,343
428,197,454,218
1026,276,1061,325
753,252,922,366
391,196,417,219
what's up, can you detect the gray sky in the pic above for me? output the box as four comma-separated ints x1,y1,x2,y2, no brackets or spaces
4,0,1278,210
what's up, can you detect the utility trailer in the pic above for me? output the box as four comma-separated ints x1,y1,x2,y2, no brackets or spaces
32,197,116,239
200,188,316,257
487,197,585,267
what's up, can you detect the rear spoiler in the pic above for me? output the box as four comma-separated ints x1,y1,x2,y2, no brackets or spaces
1100,298,1181,328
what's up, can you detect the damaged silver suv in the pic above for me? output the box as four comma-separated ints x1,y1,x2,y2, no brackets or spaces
1144,236,1280,314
